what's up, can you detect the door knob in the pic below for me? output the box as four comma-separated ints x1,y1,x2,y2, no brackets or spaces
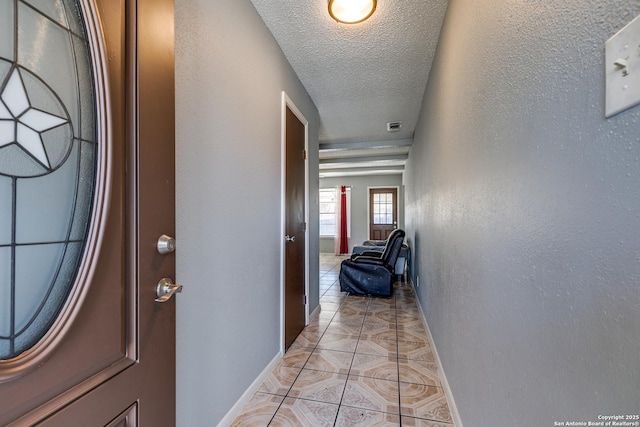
157,234,176,254
155,278,182,303
285,235,296,243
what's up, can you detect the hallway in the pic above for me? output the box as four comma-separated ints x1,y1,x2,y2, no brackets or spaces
230,255,453,426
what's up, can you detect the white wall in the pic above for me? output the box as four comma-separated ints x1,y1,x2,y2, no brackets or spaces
319,175,404,253
405,1,640,425
175,0,319,424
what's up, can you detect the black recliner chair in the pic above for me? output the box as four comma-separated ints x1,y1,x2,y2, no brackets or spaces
339,229,405,297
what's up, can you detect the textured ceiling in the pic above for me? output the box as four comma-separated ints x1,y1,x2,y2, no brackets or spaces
250,0,449,176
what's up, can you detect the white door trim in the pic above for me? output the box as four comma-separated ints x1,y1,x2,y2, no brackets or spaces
280,91,309,352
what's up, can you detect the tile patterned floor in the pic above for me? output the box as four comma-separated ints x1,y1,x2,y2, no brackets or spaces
231,254,454,427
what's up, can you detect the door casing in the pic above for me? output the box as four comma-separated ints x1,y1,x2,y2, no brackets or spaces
281,92,309,352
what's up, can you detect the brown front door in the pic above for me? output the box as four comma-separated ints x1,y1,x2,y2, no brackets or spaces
0,0,176,425
369,188,398,240
284,104,306,350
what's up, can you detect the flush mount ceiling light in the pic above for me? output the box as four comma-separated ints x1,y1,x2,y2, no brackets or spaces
328,0,377,24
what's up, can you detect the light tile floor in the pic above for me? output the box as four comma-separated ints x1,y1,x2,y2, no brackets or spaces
231,254,454,427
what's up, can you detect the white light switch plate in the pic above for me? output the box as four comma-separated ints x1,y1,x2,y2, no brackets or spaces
606,15,640,118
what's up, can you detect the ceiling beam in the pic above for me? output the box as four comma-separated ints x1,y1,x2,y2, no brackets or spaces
320,170,403,178
319,165,405,174
319,154,408,164
319,138,413,151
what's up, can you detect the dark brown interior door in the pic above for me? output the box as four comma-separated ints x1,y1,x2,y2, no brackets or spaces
0,0,176,425
369,188,398,240
284,105,306,350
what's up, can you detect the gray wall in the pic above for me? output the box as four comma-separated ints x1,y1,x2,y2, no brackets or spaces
404,1,640,425
175,0,319,424
319,175,404,253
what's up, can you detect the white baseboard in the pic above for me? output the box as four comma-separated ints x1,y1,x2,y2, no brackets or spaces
216,350,283,427
415,296,464,427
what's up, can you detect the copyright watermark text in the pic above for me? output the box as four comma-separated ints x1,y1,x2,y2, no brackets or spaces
554,415,640,427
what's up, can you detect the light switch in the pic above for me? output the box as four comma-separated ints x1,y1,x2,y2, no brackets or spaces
606,14,640,118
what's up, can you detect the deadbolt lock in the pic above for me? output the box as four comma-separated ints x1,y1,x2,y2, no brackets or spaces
157,234,176,254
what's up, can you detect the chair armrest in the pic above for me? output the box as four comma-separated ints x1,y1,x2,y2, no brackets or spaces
351,250,383,260
362,240,387,246
350,256,386,266
360,251,383,258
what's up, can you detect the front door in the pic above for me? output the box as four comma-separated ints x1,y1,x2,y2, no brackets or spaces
369,188,398,240
0,0,176,425
284,101,307,350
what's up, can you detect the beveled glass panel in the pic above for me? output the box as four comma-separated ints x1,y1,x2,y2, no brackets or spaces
16,142,79,244
14,244,65,333
0,102,11,119
0,248,10,337
13,242,82,356
24,0,70,30
0,144,45,177
16,123,49,166
42,124,74,169
21,108,67,131
18,3,79,137
52,242,83,294
0,1,14,61
14,243,83,353
0,121,12,146
0,60,12,86
62,0,84,35
0,177,11,245
0,65,73,177
70,140,96,239
0,0,96,360
2,70,30,116
21,69,69,119
72,34,95,141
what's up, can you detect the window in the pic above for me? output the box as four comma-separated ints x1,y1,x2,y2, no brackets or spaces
373,192,394,224
319,188,350,237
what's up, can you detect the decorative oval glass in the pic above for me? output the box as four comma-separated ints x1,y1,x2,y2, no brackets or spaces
0,1,98,360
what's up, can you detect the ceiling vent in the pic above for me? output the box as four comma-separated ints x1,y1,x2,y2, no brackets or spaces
387,121,402,132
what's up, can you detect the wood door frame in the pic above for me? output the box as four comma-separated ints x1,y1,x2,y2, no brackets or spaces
280,91,309,353
367,186,400,240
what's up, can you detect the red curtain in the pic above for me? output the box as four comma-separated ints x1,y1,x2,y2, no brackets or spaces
339,185,349,254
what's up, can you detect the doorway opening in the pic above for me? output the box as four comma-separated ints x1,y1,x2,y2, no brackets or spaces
369,187,398,240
